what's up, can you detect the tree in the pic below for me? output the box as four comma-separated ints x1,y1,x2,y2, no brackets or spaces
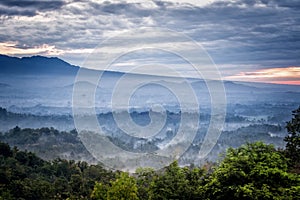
91,172,139,200
184,166,206,198
135,167,155,200
0,142,12,157
70,174,82,195
91,182,108,200
149,161,192,200
285,106,300,172
203,142,300,200
107,172,139,200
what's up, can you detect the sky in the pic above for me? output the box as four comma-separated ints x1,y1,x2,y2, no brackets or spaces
0,0,299,84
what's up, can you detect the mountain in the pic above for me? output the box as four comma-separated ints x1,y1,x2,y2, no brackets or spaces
0,54,299,96
1,54,298,89
0,83,10,87
0,54,79,75
0,55,299,169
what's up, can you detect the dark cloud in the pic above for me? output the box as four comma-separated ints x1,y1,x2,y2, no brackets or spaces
209,0,300,8
151,0,300,68
0,7,36,16
0,0,299,72
83,1,160,18
0,0,65,9
0,0,66,16
266,0,300,8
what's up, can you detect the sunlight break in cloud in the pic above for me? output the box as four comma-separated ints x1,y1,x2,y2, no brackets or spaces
0,42,95,60
0,42,63,56
226,67,300,85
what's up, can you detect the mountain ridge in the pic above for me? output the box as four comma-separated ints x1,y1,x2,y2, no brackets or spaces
1,54,299,91
0,54,79,75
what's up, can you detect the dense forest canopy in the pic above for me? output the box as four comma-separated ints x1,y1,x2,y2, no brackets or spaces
0,107,299,199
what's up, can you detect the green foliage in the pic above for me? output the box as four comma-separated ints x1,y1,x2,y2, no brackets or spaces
149,161,205,200
0,142,12,157
2,106,300,200
1,140,299,200
285,106,300,172
107,172,139,200
91,182,108,200
92,172,139,200
0,126,92,162
203,142,300,200
0,141,114,200
135,167,156,200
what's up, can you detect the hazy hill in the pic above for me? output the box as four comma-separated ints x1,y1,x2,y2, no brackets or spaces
0,54,79,75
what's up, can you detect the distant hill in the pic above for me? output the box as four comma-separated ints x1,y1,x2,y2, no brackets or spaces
0,54,299,94
0,82,10,87
0,54,79,75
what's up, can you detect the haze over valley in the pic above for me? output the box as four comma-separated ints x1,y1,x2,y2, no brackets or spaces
0,55,299,166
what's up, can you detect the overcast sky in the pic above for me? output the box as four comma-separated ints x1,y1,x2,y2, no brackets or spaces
0,0,299,84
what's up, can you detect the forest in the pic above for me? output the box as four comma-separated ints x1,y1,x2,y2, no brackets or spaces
0,107,299,200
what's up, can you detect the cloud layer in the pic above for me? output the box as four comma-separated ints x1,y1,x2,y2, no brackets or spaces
0,0,299,82
0,0,66,16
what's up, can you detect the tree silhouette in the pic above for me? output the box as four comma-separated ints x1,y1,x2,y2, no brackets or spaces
285,106,300,173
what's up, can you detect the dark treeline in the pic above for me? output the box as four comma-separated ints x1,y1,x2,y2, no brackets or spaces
0,107,299,200
0,126,95,162
0,142,115,200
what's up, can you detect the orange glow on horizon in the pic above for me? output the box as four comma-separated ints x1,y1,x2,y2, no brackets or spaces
226,67,300,85
0,42,62,56
269,80,300,85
